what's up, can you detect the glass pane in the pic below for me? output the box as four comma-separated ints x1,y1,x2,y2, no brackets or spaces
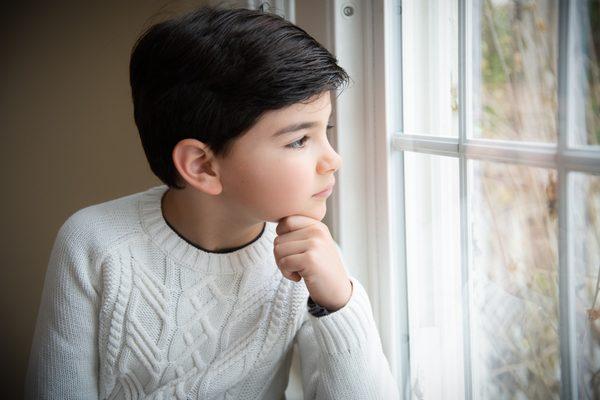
472,0,559,142
571,172,600,398
404,152,464,398
469,160,560,398
573,1,600,146
584,1,600,146
402,0,459,137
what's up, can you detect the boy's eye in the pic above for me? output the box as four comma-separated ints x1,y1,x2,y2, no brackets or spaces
286,135,309,149
285,125,335,150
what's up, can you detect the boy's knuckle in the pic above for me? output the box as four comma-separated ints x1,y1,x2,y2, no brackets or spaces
314,225,326,236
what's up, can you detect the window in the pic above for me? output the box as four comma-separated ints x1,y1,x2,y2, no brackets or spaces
394,0,600,399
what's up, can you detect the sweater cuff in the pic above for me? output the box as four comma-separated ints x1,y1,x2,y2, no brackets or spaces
308,276,375,355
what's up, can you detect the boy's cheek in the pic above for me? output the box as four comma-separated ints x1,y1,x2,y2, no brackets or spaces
248,183,327,222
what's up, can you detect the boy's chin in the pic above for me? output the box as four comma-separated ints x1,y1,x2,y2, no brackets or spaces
270,207,327,224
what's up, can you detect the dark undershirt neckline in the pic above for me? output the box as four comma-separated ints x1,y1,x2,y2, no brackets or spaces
162,217,266,254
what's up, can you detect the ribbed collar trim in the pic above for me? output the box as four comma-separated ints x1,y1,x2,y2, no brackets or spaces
139,185,277,274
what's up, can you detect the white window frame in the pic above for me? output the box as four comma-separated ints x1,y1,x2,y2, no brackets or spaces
331,0,408,393
331,0,600,399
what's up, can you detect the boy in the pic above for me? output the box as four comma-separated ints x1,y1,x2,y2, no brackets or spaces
25,5,400,399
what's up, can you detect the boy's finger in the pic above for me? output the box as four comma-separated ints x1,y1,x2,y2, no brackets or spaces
276,253,305,273
274,230,310,245
291,272,302,282
280,270,302,282
273,239,310,262
276,215,316,235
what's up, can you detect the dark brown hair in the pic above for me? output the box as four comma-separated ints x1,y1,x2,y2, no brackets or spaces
130,5,351,188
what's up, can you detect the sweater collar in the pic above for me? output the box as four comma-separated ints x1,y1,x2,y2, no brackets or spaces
139,185,277,274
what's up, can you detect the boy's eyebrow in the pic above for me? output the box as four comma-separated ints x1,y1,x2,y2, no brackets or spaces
272,110,334,137
272,121,320,137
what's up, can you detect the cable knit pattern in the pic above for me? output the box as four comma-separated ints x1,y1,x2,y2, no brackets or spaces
25,185,400,399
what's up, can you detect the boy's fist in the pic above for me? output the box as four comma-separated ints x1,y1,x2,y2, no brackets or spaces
273,215,352,312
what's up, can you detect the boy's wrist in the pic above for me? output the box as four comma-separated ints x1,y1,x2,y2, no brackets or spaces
307,279,353,316
307,296,331,317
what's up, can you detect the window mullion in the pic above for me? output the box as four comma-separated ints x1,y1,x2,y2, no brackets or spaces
557,0,577,398
392,135,459,157
462,141,557,168
459,0,473,399
561,148,600,173
388,0,411,396
394,134,600,173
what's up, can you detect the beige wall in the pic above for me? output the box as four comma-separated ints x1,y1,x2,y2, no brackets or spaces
1,1,333,397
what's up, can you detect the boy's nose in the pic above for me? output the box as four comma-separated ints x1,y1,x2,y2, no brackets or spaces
318,149,342,174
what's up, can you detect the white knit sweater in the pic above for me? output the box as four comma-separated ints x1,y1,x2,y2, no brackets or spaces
25,185,400,399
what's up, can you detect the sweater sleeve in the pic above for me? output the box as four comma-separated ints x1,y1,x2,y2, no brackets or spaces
294,275,400,399
25,217,100,399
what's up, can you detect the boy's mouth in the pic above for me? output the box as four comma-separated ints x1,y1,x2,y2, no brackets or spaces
313,183,335,197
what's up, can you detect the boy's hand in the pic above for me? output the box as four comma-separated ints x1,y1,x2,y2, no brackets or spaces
273,215,352,312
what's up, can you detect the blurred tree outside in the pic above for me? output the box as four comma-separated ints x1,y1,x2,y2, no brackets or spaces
472,0,600,399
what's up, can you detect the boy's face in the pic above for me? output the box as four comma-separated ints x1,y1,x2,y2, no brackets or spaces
216,90,341,223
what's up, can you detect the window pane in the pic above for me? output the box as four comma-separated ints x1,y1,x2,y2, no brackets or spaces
472,0,559,142
584,1,600,146
402,0,459,137
573,1,600,146
404,152,464,398
571,172,600,398
469,160,560,398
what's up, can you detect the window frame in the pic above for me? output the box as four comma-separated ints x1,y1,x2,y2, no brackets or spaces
332,0,600,398
331,0,410,394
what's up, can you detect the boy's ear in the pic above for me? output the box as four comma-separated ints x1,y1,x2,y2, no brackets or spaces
171,138,223,195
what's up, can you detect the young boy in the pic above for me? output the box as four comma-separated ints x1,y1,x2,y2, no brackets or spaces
25,5,400,399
